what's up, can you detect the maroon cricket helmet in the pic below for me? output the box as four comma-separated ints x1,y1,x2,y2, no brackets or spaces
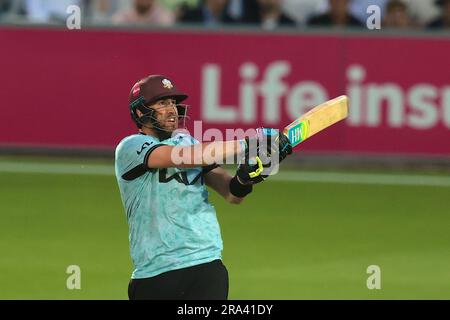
128,75,189,128
129,75,188,109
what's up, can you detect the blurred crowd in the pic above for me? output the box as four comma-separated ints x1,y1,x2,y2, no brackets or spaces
0,0,449,30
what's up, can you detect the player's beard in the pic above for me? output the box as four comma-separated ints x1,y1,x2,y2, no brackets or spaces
154,115,178,140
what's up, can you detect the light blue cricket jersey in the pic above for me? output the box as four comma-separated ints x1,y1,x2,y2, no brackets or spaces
115,133,223,279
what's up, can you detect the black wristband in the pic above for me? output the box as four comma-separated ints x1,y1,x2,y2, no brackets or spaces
229,176,253,198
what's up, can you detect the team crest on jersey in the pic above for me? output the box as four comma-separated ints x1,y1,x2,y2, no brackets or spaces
162,79,173,89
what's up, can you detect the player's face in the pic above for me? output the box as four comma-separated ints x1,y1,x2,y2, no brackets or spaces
152,98,178,132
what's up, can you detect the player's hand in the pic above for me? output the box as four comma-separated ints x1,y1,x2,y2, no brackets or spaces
236,157,266,185
277,133,293,162
244,128,293,164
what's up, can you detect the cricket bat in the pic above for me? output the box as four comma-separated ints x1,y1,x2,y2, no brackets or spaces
283,95,349,148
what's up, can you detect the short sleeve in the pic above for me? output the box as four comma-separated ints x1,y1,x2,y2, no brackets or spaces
115,134,163,181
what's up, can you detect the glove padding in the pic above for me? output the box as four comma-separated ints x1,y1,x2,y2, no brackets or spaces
273,132,293,163
236,156,266,185
243,128,293,165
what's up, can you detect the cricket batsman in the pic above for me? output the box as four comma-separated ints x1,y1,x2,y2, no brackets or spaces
115,75,292,300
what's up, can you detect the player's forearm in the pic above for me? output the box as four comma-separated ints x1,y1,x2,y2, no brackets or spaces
205,166,246,204
226,193,245,204
172,140,245,167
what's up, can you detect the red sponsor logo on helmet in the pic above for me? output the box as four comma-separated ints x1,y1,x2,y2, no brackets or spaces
132,85,141,97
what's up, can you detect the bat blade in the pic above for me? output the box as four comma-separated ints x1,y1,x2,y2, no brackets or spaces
283,95,348,147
